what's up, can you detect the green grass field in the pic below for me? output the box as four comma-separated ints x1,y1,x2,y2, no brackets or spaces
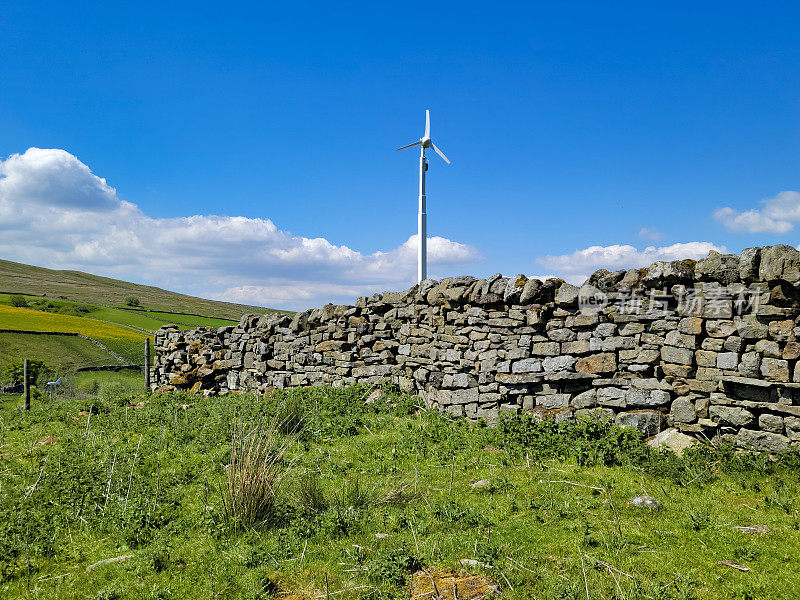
1,385,798,599
0,258,287,319
120,310,237,328
0,331,119,371
0,304,150,364
0,294,236,332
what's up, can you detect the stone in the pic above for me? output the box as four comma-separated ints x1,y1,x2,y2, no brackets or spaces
760,358,790,382
694,251,740,284
735,315,769,339
785,417,800,441
738,352,761,378
471,479,491,490
769,319,794,341
519,278,543,304
733,525,769,535
716,352,739,370
759,244,800,283
571,389,597,409
758,413,784,434
641,260,694,287
678,317,703,335
626,388,669,407
661,346,694,365
755,340,781,358
695,350,717,367
511,358,542,373
531,342,561,356
738,247,761,282
542,355,576,372
615,410,665,436
670,398,696,423
706,320,736,338
665,330,695,348
709,405,755,427
555,283,580,306
736,428,791,452
548,327,577,342
628,495,662,509
503,274,527,304
647,428,697,456
782,341,800,360
574,353,616,374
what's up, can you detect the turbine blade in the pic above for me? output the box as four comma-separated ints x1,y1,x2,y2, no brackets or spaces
396,140,423,151
425,109,430,138
431,142,450,164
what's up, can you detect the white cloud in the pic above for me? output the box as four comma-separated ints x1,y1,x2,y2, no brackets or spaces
638,227,664,242
713,191,800,234
0,148,480,310
536,241,727,285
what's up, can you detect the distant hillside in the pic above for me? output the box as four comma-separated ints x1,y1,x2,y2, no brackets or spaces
0,259,286,320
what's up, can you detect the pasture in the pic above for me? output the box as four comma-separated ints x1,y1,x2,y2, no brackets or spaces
1,385,798,599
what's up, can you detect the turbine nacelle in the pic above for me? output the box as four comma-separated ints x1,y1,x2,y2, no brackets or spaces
395,109,450,164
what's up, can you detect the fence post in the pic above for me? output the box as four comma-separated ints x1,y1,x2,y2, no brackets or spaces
145,338,151,393
23,358,30,411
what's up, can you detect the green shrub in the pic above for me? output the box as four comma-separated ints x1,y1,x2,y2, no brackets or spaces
9,294,28,307
1,360,53,387
366,545,422,585
125,296,141,307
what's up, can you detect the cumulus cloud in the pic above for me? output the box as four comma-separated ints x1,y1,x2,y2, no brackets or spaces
713,191,800,234
0,148,480,310
638,227,664,242
536,241,727,285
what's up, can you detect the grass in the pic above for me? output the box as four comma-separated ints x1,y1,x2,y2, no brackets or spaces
0,304,150,363
0,294,235,332
0,258,288,319
1,385,799,599
121,310,237,328
0,332,119,371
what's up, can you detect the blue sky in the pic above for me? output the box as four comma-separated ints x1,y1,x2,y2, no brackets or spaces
1,2,800,309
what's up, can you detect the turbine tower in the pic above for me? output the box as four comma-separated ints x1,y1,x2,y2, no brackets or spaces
396,109,450,284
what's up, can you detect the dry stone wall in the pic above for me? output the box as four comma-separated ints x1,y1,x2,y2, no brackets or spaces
152,244,800,452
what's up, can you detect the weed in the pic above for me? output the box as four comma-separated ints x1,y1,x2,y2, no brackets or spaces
366,544,422,585
221,419,295,530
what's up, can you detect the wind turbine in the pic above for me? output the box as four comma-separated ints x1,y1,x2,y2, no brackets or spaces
396,109,450,284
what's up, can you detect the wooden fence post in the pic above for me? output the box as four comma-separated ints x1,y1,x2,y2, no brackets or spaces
145,338,151,393
23,358,30,411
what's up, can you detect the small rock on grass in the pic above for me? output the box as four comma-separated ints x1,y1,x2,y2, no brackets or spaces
365,389,385,404
374,533,391,539
734,525,769,534
628,496,661,509
471,479,491,490
459,558,489,568
717,560,750,572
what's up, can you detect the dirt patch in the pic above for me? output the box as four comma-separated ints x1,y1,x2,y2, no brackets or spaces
410,568,500,600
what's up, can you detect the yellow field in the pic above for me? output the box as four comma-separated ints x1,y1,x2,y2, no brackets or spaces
0,304,147,342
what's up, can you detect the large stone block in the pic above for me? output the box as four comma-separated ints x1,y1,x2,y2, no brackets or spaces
511,358,542,373
759,244,800,283
531,342,561,356
661,346,694,365
615,410,666,436
709,405,755,427
575,353,616,374
736,428,791,452
670,398,697,423
760,358,790,382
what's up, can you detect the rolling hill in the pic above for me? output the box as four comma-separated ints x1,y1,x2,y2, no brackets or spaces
0,258,285,320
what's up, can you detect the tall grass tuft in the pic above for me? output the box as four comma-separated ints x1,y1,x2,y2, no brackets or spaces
221,419,295,530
